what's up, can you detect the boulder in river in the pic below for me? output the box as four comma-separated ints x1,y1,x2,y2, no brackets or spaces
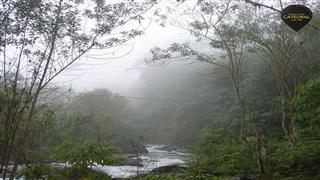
150,164,187,174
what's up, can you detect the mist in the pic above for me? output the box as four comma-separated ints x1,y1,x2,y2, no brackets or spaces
1,0,320,179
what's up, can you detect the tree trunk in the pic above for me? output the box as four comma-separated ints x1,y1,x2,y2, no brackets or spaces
256,126,267,175
9,161,18,180
281,96,294,147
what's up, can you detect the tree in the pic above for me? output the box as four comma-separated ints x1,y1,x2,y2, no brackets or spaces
146,0,320,175
66,89,130,142
243,0,320,32
148,0,249,139
147,1,272,174
0,0,156,178
134,0,320,178
293,77,320,137
243,1,320,147
51,141,121,171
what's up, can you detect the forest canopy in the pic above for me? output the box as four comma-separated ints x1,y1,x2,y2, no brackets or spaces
1,0,320,179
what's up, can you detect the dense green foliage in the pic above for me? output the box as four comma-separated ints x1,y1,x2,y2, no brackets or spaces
128,0,320,179
21,164,111,180
21,89,133,163
1,0,320,179
51,141,121,170
21,140,119,179
135,173,185,180
293,78,320,137
190,129,256,176
0,0,155,178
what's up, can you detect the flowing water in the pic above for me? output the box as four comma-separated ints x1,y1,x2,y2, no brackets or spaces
96,144,190,178
0,144,190,179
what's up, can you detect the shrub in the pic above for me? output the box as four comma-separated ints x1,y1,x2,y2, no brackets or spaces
22,141,119,179
188,129,257,177
51,140,122,171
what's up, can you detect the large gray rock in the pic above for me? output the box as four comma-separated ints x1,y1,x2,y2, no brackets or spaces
150,164,187,174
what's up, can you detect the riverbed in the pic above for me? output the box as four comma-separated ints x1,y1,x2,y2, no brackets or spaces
0,144,189,179
95,144,190,178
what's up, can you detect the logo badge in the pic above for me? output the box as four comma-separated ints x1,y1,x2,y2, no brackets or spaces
281,5,312,31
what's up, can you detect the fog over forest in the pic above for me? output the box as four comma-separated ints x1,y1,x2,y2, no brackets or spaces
1,0,320,179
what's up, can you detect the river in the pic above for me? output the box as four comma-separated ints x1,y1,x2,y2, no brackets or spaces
95,144,190,178
0,144,189,179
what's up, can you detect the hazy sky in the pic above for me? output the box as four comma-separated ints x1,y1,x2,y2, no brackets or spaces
54,2,193,95
52,0,310,94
